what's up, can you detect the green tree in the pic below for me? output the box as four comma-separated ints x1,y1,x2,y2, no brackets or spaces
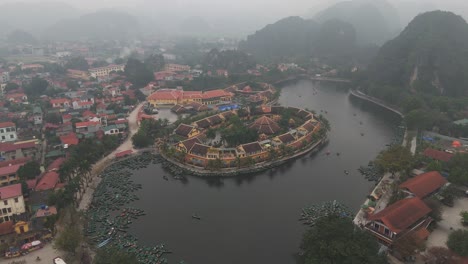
448,154,468,185
297,216,387,264
375,145,413,176
65,56,89,71
124,58,154,87
17,161,41,180
144,54,165,72
94,247,138,264
55,225,81,254
447,229,468,256
25,77,48,97
4,82,19,92
45,113,62,124
132,131,153,148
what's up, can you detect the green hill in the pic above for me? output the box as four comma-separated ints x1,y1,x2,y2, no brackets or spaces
314,0,400,45
367,11,468,100
239,16,359,64
238,17,320,61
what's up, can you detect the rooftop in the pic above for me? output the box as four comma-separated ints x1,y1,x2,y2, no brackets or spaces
0,183,22,199
399,171,447,198
368,197,431,234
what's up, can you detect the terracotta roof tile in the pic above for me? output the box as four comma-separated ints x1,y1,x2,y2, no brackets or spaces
423,148,453,162
399,171,447,198
0,183,22,199
35,172,59,191
368,197,431,234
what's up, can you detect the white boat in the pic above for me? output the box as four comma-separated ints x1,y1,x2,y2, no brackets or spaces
53,257,67,264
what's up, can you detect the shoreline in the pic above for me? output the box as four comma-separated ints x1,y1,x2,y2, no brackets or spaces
160,136,328,177
350,90,408,227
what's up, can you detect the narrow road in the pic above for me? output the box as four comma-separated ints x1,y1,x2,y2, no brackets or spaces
78,102,144,211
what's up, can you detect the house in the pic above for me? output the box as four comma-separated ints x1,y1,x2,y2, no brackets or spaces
399,171,448,199
35,206,57,218
21,64,44,71
0,122,17,142
423,148,453,162
201,90,233,105
89,64,124,78
174,124,200,138
5,93,28,103
75,121,101,134
35,172,59,191
365,197,432,245
239,142,264,157
275,133,296,145
249,116,281,135
0,163,25,186
46,157,66,172
147,89,183,106
72,100,93,110
59,133,79,148
176,138,202,153
164,64,191,72
0,140,39,161
32,106,43,125
50,98,71,109
0,183,26,222
67,69,90,80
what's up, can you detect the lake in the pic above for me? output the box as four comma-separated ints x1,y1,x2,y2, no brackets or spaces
127,79,401,264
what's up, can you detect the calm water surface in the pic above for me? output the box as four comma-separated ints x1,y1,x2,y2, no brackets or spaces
127,80,400,264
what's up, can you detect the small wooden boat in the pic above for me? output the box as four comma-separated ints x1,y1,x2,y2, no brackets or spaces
192,214,201,220
163,176,169,181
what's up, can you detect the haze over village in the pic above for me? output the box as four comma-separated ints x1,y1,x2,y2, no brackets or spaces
0,0,467,264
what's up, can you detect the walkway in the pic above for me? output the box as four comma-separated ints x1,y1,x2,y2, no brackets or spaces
349,90,403,117
426,198,468,248
78,102,144,211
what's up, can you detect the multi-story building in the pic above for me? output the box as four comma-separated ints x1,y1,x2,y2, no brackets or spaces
0,183,26,222
0,122,17,142
0,140,40,161
0,71,9,84
89,64,125,78
164,64,191,72
67,69,90,80
0,163,23,186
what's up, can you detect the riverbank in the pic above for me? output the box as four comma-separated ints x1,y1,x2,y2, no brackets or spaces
160,136,328,177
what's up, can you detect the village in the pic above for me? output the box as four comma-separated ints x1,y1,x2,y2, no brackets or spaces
0,37,466,264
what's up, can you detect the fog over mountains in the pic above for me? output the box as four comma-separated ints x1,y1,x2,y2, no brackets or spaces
0,0,467,40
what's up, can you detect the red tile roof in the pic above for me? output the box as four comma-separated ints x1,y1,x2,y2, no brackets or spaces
202,89,232,99
0,121,15,128
0,157,30,168
399,171,447,198
0,141,37,152
75,121,100,128
0,163,24,176
423,148,453,162
115,150,133,158
50,98,69,105
368,197,431,234
47,157,66,172
60,133,79,146
148,89,183,101
35,206,57,218
0,183,22,199
35,171,59,191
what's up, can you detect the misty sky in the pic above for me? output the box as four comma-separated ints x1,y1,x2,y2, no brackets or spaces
1,0,468,31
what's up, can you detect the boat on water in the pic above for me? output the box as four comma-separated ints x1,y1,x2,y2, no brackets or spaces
344,170,349,175
192,214,201,220
163,175,169,181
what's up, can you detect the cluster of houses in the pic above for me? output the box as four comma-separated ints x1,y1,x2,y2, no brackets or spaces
171,106,322,168
0,61,137,254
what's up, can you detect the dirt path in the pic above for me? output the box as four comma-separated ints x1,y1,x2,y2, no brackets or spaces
78,102,144,211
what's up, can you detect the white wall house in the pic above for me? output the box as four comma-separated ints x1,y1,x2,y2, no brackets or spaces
0,122,17,142
0,183,26,222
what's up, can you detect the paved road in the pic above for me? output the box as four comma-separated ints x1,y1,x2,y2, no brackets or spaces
78,102,144,211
